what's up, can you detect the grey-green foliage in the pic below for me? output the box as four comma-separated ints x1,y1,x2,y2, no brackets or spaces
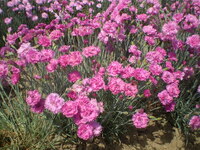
0,84,58,150
170,70,200,141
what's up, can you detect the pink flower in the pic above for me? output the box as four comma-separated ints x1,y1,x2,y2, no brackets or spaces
82,46,101,58
161,71,176,84
144,89,151,98
158,90,173,105
183,14,199,30
45,93,65,114
7,33,18,45
172,13,184,23
108,77,125,95
136,14,148,22
32,15,38,21
11,67,20,85
72,26,94,37
107,61,123,76
38,35,51,47
166,83,180,98
89,75,105,92
4,17,12,25
59,45,70,52
145,51,164,64
25,49,41,64
164,101,176,112
89,121,102,137
42,12,48,19
30,99,45,114
59,55,69,67
46,59,58,73
0,63,8,78
121,66,135,78
79,102,99,123
189,116,200,130
133,68,150,81
62,101,78,118
132,112,149,128
142,25,157,35
67,71,82,83
17,43,32,58
173,71,185,80
162,21,179,36
124,83,138,97
77,124,94,140
149,64,163,76
144,36,155,45
128,45,141,57
26,90,41,106
49,30,64,40
68,51,83,67
186,35,200,49
41,49,54,62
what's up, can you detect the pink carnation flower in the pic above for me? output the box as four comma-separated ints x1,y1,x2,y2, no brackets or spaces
77,123,94,140
183,14,199,30
136,14,148,22
46,59,58,73
4,17,12,25
79,102,99,124
132,112,149,128
108,77,125,95
49,30,64,40
38,35,51,47
166,83,180,98
44,93,65,114
0,63,8,78
89,121,102,137
82,46,101,58
59,55,69,67
30,99,45,114
186,34,200,49
62,100,78,118
162,21,179,36
26,90,41,106
161,71,176,84
25,49,41,64
67,71,82,83
59,45,70,53
121,66,135,78
149,64,163,76
133,68,150,81
68,51,83,67
41,49,54,62
189,116,200,130
142,25,157,35
145,51,164,64
107,61,123,76
144,89,151,98
158,90,173,105
89,75,105,92
164,101,176,112
124,83,138,97
128,45,141,57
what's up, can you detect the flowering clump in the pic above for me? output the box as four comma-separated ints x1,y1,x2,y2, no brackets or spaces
1,0,200,143
189,116,200,130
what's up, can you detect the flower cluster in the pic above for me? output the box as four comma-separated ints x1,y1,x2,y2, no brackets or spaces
1,0,199,142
